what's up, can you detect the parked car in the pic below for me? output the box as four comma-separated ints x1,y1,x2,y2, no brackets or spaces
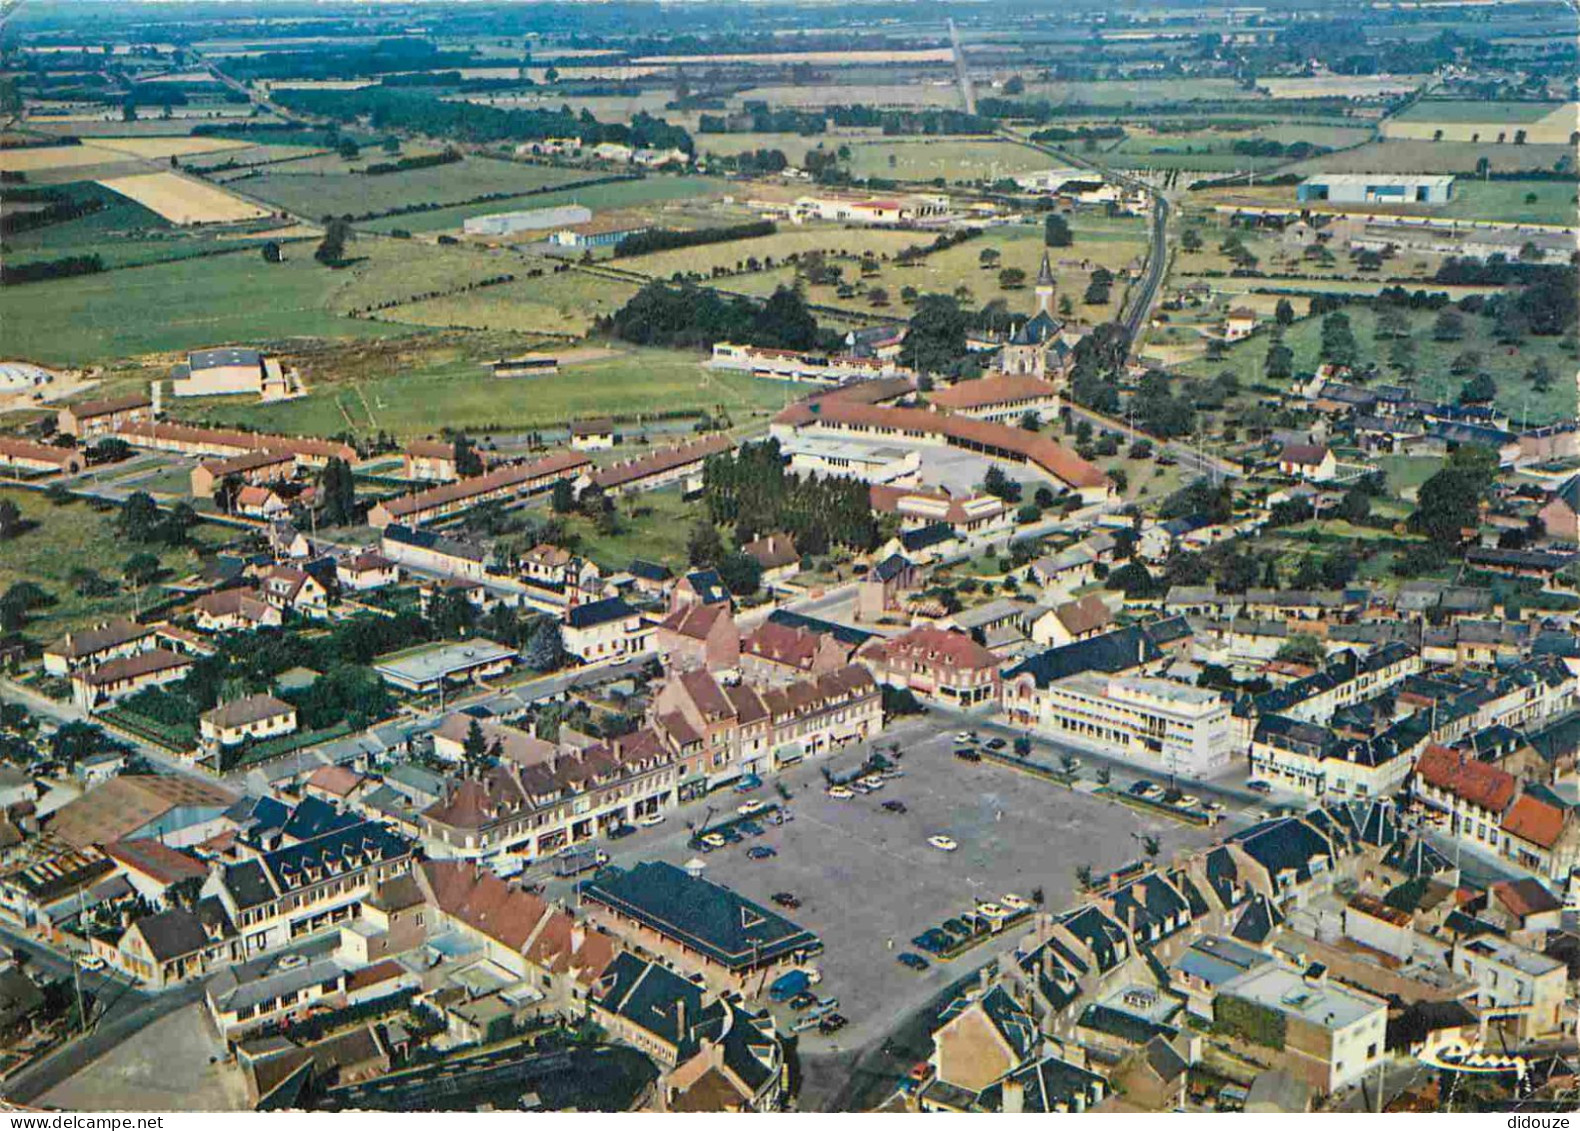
954,748,981,762
976,902,1010,921
700,833,726,849
769,969,811,1003
738,799,767,817
78,956,107,973
818,1014,848,1035
1175,794,1200,809
1001,893,1032,912
941,917,972,939
788,991,818,1011
767,809,792,826
984,738,1007,752
1247,781,1272,794
955,732,975,744
746,845,777,860
721,826,744,844
881,800,908,814
858,775,885,791
912,928,953,954
771,892,802,909
734,774,763,793
636,813,666,828
827,785,854,799
927,834,959,852
737,820,765,836
897,952,930,971
607,824,635,840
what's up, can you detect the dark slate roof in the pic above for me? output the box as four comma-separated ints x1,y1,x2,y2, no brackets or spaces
869,552,914,584
280,796,360,843
899,523,955,552
1231,817,1337,889
1231,893,1280,944
766,610,875,648
582,862,818,970
627,559,672,582
227,795,292,840
382,524,489,564
1078,1003,1175,1045
191,347,263,371
1381,836,1452,878
1061,905,1127,973
566,596,637,629
224,859,276,910
596,951,703,1050
978,1056,1106,1114
1005,621,1174,688
1252,644,1415,717
1204,846,1244,911
682,570,730,606
1145,1036,1189,1083
135,897,235,962
937,984,1037,1061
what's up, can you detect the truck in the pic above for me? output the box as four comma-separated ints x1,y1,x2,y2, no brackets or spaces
768,969,811,1003
552,846,609,878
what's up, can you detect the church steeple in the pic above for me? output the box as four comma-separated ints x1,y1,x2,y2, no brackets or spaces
1035,250,1055,316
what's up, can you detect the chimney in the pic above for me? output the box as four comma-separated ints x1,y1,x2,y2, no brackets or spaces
1002,1076,1024,1115
675,998,686,1043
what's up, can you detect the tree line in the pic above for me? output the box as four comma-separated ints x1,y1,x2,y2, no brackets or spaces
1,254,103,287
605,281,831,351
614,219,774,258
701,438,878,556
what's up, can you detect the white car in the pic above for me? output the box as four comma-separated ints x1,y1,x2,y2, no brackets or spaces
859,775,885,791
955,732,975,744
1175,794,1200,809
927,835,959,853
977,902,1010,920
1001,893,1032,912
737,799,766,817
77,956,107,972
277,954,307,972
701,833,726,848
637,813,666,828
827,786,854,800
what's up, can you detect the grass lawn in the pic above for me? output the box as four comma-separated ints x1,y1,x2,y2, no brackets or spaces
1286,139,1573,177
1177,302,1579,427
556,486,701,573
0,249,403,366
182,347,796,440
1387,100,1564,125
0,488,229,639
378,264,640,336
235,154,590,218
1439,179,1578,226
358,174,733,234
842,138,1050,182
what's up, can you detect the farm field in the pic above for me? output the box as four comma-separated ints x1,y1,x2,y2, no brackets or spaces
695,132,854,168
0,144,139,175
730,83,968,110
1256,75,1429,99
98,172,271,224
231,155,593,219
0,488,228,639
1437,180,1578,226
357,174,733,234
1386,99,1565,125
0,250,402,365
86,136,258,160
1287,140,1573,176
1021,77,1258,106
841,138,1050,182
1176,302,1578,426
614,225,924,279
181,347,796,439
1104,123,1375,171
378,267,642,336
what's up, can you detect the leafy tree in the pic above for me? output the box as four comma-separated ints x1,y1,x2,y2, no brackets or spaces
1274,298,1295,327
117,491,163,543
1318,311,1359,367
1432,310,1465,341
550,478,575,514
337,137,360,160
0,499,19,541
1044,214,1072,248
51,721,110,768
1264,342,1294,379
314,217,352,266
998,267,1026,289
899,293,970,374
427,589,476,639
261,241,282,264
983,465,1022,503
718,551,762,597
122,552,162,588
1277,634,1325,665
1458,372,1497,404
462,718,489,773
1180,228,1202,253
319,457,357,526
524,619,565,672
1411,446,1495,545
687,521,724,568
453,435,484,478
978,248,1001,269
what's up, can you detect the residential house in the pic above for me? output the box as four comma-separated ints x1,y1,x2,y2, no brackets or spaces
336,552,398,592
563,597,652,663
200,695,298,751
71,649,194,712
57,393,153,439
44,618,157,676
742,533,800,587
1277,444,1339,483
857,625,1002,708
192,589,283,634
654,602,739,673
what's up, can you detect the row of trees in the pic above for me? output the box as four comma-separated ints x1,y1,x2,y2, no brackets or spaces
607,281,827,352
700,438,879,556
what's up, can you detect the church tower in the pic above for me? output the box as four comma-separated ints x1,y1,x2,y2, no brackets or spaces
1035,250,1055,317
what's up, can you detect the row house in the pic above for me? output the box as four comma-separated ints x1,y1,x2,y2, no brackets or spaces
1249,713,1430,802
1414,746,1580,883
739,619,856,685
191,449,298,498
57,392,153,439
44,618,158,676
585,434,734,497
203,820,415,955
419,727,683,865
563,597,653,663
367,450,590,529
0,436,84,477
1244,644,1422,734
652,664,881,783
115,420,355,469
402,439,460,482
655,602,739,674
857,625,1002,708
71,648,194,712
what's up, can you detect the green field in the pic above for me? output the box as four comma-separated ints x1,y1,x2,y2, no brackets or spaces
556,485,699,573
1105,123,1375,172
0,248,402,365
1287,140,1573,176
1177,302,1578,426
233,154,592,219
358,174,733,234
842,138,1051,182
180,347,797,439
1439,179,1578,225
381,266,641,335
0,488,228,639
1389,100,1564,125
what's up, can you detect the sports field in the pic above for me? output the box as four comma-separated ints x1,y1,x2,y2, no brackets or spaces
181,347,796,439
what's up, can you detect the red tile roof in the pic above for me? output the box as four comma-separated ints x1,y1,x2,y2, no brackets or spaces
419,859,549,953
1416,745,1516,812
929,374,1060,412
1500,794,1566,850
118,420,354,463
590,434,733,491
1280,443,1331,467
104,838,208,885
378,449,590,520
859,624,1001,673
